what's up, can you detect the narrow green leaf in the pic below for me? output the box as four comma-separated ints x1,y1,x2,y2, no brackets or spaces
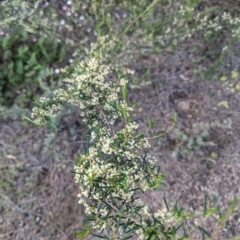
204,207,216,220
219,198,239,226
91,232,109,239
203,194,208,217
121,235,133,240
84,215,96,221
197,226,211,238
75,225,92,239
163,197,170,211
121,85,127,101
2,36,10,50
16,60,23,75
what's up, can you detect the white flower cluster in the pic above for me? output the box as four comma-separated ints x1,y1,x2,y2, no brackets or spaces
31,36,164,237
155,208,174,224
158,3,240,46
31,56,127,126
73,117,160,235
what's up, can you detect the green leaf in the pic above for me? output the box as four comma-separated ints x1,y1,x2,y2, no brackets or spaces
147,117,157,128
197,226,211,238
122,235,133,239
75,225,92,239
219,198,238,226
203,194,208,217
228,198,239,213
231,70,238,80
85,215,96,221
7,61,14,74
220,75,227,82
203,207,216,220
59,46,66,61
25,70,36,78
16,60,23,75
2,37,10,50
125,225,139,236
91,232,109,239
163,197,170,211
217,100,229,108
173,112,177,122
121,85,127,101
28,52,37,65
3,50,12,60
17,45,29,58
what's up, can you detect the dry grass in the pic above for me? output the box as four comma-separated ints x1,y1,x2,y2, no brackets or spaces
0,109,87,240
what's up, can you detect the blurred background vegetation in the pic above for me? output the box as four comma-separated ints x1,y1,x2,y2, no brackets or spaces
1,0,240,239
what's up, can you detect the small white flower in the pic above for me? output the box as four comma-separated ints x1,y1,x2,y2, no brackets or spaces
54,68,60,74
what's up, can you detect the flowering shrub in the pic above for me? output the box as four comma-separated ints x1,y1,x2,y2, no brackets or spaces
29,36,239,239
30,37,167,239
19,0,240,239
